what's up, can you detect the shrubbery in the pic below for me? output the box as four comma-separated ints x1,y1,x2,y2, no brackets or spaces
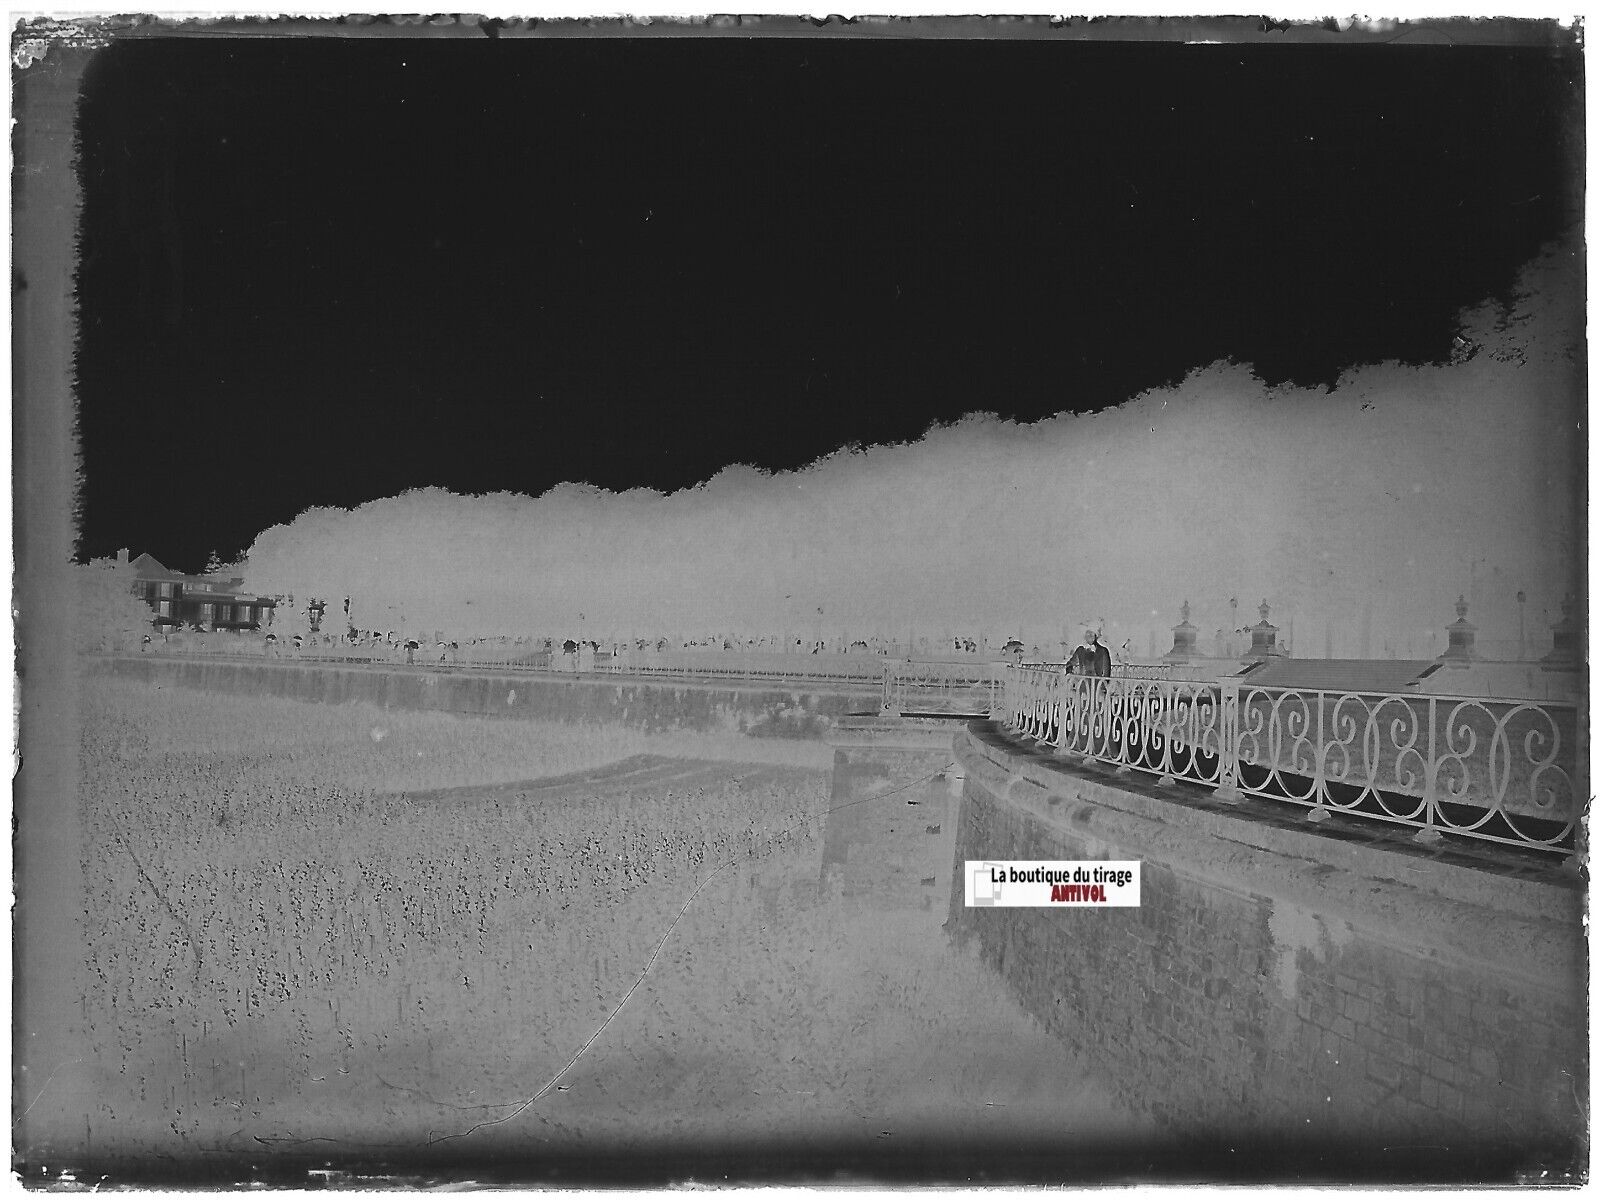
72,558,155,653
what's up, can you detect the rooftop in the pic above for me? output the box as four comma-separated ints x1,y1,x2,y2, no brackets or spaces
1234,657,1442,693
128,552,269,603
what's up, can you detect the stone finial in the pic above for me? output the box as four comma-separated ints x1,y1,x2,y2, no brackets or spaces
1165,599,1202,663
1243,599,1281,661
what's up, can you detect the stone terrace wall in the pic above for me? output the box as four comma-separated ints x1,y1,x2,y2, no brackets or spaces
820,719,964,913
949,722,1586,1163
105,656,876,739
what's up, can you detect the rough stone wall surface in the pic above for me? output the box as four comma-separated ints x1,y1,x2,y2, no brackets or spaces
821,743,962,909
106,657,874,738
948,724,1586,1154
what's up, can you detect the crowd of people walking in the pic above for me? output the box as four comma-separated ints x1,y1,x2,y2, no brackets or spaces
133,615,1129,675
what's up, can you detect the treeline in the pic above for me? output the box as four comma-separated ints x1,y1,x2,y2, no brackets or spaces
238,242,1580,659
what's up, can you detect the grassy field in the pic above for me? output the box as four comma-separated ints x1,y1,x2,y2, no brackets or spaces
72,677,1144,1178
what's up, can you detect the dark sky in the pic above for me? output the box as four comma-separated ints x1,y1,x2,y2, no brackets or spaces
71,28,1582,573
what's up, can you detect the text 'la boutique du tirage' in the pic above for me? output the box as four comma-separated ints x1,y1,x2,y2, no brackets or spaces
963,861,1142,907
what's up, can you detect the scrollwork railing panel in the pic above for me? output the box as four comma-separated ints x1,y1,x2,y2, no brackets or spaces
997,670,1581,855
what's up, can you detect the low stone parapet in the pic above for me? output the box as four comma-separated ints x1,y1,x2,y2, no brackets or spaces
103,655,877,739
949,720,1586,1160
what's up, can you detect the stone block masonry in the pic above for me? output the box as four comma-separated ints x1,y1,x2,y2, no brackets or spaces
948,722,1585,1167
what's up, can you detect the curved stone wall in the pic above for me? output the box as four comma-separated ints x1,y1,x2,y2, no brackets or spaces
105,656,876,739
949,721,1586,1165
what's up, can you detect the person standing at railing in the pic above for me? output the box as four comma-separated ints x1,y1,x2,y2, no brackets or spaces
1062,627,1116,757
1067,628,1111,677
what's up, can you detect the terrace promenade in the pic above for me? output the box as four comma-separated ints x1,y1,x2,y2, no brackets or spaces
125,641,1007,720
106,649,889,741
122,625,1585,858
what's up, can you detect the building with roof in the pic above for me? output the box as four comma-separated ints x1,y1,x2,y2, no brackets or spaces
122,549,276,631
1158,597,1583,703
1233,656,1444,694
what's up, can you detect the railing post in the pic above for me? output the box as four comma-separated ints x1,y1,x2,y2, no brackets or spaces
1213,678,1242,803
1412,695,1443,845
1156,680,1177,787
1563,692,1588,875
1305,689,1331,822
1047,670,1062,748
1022,669,1036,739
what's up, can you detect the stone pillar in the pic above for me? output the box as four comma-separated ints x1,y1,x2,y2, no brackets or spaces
1165,599,1203,663
1439,594,1478,667
1541,594,1583,670
1241,599,1283,662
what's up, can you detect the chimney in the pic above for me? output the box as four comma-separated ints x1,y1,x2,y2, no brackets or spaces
116,548,129,565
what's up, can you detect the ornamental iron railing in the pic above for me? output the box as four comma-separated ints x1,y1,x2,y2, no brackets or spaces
1021,660,1214,681
1002,665,1585,856
881,659,1006,717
